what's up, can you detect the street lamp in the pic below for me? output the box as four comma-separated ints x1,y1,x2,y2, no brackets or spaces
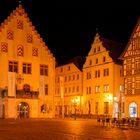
71,97,80,120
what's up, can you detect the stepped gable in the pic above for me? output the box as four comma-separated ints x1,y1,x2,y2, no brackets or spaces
101,37,124,64
120,17,140,59
92,32,125,64
0,3,54,58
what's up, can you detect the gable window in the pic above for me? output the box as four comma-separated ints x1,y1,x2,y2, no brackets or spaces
17,45,24,56
32,48,38,56
23,63,31,74
1,42,8,52
27,33,33,43
87,72,91,79
89,59,92,65
40,65,48,76
103,56,106,62
9,61,18,73
17,19,23,29
94,48,96,53
7,30,14,40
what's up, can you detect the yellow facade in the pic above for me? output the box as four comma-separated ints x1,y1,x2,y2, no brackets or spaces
0,4,55,118
55,61,83,118
83,33,124,118
120,17,140,118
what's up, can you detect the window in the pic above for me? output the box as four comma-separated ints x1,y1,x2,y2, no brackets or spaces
1,42,8,52
95,86,100,93
72,86,75,92
77,74,79,80
98,47,100,51
94,48,96,53
68,75,71,81
120,85,124,93
7,30,14,40
9,61,18,73
76,86,79,92
96,58,98,64
95,70,100,78
72,75,75,80
87,86,91,94
89,59,92,65
64,87,67,93
135,57,140,74
68,66,70,71
40,65,48,76
104,84,109,92
32,48,38,56
87,72,91,79
27,33,33,43
45,84,48,95
60,67,63,72
126,59,132,75
103,68,109,76
104,102,109,114
17,45,24,56
23,63,31,74
17,19,23,29
103,56,106,62
65,76,67,82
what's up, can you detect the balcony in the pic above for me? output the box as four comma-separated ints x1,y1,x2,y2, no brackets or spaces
16,90,39,99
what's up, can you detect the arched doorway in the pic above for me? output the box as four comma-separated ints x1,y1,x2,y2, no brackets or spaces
17,102,29,118
129,102,137,118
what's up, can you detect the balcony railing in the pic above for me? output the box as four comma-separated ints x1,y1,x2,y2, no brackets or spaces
16,90,39,99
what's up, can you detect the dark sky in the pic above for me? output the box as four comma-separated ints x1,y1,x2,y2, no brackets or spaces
0,0,140,64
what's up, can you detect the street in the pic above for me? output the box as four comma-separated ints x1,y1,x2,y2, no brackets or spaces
0,118,140,140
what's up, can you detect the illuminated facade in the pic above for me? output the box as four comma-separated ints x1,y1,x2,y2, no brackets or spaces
83,33,124,118
120,17,140,118
55,57,84,117
0,4,55,118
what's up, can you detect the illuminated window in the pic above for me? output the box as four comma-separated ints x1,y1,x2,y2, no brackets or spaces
9,61,18,73
104,84,109,92
95,86,100,93
40,65,48,76
23,63,31,74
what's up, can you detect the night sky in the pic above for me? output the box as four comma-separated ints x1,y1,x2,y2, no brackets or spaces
0,0,140,64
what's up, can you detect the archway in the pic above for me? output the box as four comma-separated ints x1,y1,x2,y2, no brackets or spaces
17,102,29,118
129,102,137,118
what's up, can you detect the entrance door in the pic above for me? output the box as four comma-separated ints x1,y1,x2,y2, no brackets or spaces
17,102,29,118
129,102,137,118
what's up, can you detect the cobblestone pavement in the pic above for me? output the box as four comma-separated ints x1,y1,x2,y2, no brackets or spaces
0,118,140,140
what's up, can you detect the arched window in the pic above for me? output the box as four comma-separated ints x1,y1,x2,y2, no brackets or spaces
129,102,137,118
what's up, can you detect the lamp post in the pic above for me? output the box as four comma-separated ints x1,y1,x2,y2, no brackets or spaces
71,97,80,120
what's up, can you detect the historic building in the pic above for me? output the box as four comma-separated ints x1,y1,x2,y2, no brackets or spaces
120,17,140,118
83,33,125,118
55,56,85,117
0,4,55,118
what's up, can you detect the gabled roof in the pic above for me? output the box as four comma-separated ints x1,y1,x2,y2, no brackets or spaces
56,56,86,71
119,17,140,59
